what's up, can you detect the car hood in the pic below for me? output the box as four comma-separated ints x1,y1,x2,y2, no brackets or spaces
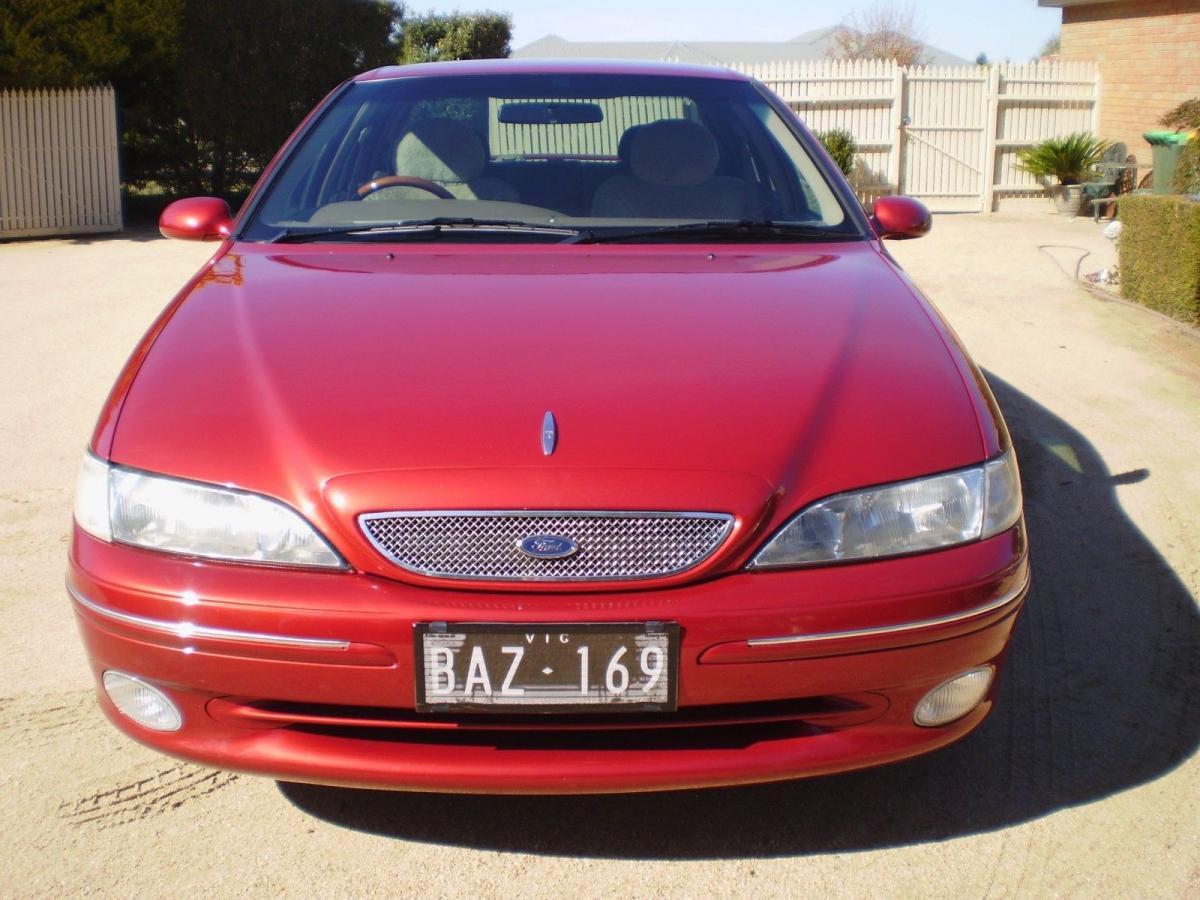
109,242,988,576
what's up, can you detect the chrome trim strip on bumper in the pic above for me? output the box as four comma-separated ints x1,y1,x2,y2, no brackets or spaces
67,583,350,651
68,567,1028,656
745,572,1030,647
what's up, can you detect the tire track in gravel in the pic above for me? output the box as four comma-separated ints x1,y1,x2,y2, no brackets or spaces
1,690,103,750
3,690,242,829
58,764,239,830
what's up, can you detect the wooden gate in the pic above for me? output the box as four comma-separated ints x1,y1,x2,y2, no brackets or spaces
899,66,991,212
739,60,1100,212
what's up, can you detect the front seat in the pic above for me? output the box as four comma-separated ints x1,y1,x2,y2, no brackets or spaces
592,120,748,219
365,118,518,203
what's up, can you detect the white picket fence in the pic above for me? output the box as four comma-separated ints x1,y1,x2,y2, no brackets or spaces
734,60,1101,212
0,86,122,239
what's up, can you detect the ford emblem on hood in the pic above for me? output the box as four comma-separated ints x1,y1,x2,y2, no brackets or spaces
517,535,580,559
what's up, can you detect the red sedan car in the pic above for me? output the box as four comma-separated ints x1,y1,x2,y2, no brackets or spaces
69,59,1027,793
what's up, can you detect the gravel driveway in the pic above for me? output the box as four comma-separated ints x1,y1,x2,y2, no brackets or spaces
2,210,1197,897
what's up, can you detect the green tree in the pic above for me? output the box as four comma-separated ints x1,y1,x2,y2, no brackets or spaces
0,0,403,195
1160,99,1200,194
0,0,185,189
0,0,176,88
398,11,511,64
0,1,524,197
1038,33,1061,59
176,0,401,195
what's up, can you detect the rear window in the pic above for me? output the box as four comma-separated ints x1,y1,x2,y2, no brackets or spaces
488,96,695,159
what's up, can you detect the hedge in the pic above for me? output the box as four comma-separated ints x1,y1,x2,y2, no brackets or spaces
1119,194,1200,325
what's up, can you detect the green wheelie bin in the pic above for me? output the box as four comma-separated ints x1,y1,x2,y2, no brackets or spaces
1143,130,1193,194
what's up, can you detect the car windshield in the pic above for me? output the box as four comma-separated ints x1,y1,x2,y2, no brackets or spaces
242,72,861,243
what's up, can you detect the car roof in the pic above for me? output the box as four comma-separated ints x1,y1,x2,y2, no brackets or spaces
354,58,750,83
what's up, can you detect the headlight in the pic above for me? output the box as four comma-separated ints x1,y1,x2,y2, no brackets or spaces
73,452,343,568
749,450,1022,568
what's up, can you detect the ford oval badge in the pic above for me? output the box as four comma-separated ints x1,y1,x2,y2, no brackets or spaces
518,535,579,560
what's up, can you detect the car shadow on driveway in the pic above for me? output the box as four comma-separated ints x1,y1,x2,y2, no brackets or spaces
279,373,1200,857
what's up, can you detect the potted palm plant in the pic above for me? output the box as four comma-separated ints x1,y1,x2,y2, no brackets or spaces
1017,133,1112,216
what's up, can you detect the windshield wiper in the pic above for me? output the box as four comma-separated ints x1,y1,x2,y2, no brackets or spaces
565,220,857,244
269,217,582,243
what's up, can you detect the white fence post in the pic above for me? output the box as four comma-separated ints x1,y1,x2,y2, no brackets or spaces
888,66,905,194
982,66,1002,213
0,85,123,239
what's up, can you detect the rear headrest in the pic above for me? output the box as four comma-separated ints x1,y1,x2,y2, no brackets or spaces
629,120,719,187
394,119,486,184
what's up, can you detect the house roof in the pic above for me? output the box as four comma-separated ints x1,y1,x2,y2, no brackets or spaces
1037,1,1123,7
513,28,970,66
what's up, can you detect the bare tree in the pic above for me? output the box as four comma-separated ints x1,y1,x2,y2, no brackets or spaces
831,2,929,67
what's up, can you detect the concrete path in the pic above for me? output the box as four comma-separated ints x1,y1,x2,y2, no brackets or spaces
1,210,1197,897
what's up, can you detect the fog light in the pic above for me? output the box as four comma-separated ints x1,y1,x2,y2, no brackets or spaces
102,671,183,732
913,666,994,727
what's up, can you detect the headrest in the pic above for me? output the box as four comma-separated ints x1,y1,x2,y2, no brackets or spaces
394,119,486,184
617,124,646,164
629,120,719,187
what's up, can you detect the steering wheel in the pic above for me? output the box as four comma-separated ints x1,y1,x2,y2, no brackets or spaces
356,175,455,200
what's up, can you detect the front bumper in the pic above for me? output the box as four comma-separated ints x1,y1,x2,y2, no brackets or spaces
69,525,1028,793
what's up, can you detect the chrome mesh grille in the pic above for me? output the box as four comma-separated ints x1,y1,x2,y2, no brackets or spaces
359,511,734,581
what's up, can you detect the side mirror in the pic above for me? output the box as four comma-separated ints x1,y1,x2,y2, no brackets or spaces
159,197,233,241
871,195,932,240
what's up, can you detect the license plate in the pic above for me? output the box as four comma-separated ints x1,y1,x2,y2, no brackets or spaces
414,622,679,712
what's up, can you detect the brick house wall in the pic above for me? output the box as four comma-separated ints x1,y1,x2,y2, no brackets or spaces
1052,0,1200,165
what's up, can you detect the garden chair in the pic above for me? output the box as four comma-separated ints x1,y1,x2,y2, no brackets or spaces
1086,149,1148,222
1082,144,1125,218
